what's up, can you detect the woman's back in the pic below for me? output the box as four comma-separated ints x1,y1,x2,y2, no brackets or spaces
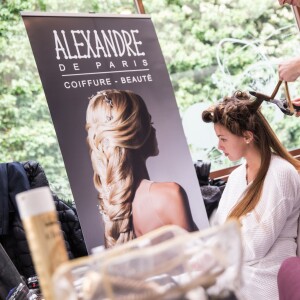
132,179,196,237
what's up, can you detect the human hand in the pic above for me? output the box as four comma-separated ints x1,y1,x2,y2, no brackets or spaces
292,98,300,117
278,57,300,82
278,0,300,6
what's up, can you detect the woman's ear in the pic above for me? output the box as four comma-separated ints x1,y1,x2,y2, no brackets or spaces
243,131,254,144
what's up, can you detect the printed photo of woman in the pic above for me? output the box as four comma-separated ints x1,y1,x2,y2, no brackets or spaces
86,89,197,248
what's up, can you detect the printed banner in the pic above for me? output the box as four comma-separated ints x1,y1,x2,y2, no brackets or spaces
22,12,209,251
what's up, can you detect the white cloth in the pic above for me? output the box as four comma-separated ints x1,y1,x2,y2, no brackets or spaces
214,154,300,300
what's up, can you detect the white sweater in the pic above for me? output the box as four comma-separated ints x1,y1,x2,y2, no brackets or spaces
214,154,300,300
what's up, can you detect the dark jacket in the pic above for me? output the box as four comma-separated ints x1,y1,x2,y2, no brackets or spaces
0,161,87,280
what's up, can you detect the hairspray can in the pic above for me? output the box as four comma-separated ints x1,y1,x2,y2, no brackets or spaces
16,187,68,300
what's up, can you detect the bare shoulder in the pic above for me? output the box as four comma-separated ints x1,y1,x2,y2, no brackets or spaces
149,181,195,230
151,181,183,197
150,182,187,209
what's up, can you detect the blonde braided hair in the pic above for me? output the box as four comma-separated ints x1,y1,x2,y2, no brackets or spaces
86,90,152,248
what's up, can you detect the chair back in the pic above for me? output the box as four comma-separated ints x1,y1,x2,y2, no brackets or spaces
297,215,300,257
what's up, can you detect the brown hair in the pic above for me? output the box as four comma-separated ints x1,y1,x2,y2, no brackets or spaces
86,89,152,247
202,91,300,220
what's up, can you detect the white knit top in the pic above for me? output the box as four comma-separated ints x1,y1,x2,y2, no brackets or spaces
214,154,300,300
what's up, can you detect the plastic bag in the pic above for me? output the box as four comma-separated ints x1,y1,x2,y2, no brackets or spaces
53,221,242,300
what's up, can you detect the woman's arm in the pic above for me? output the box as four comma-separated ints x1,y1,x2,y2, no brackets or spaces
278,56,300,82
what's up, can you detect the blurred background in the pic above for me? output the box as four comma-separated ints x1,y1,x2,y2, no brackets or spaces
1,0,300,202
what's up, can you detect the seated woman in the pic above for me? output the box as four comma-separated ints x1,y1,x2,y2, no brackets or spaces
86,89,197,248
202,91,300,300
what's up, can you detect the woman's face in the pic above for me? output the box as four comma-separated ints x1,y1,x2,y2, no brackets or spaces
146,125,159,157
140,119,159,159
214,123,248,162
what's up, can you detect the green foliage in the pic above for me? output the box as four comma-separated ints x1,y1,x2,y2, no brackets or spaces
0,0,137,202
1,0,300,196
143,0,300,169
0,0,72,200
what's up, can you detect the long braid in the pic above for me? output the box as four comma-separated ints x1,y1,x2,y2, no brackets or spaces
86,90,152,247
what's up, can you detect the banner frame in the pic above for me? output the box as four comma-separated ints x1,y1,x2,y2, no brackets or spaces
21,11,150,18
293,6,300,32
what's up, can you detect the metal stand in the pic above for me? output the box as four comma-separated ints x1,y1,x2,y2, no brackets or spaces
293,6,300,32
134,0,146,14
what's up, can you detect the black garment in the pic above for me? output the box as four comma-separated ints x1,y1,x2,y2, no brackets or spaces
0,161,87,280
0,163,30,236
194,160,226,218
23,161,87,259
0,243,26,300
200,185,224,218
